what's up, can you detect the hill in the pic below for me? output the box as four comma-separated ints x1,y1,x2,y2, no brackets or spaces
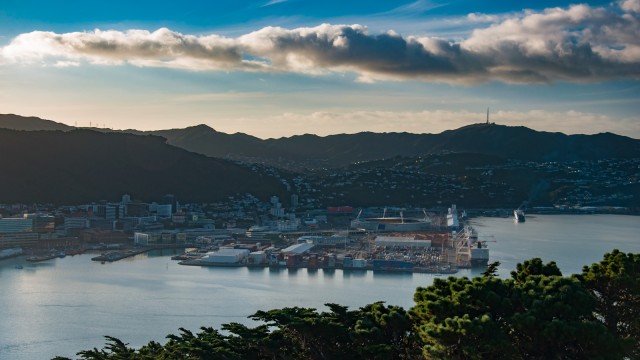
0,113,73,131
0,129,285,204
2,113,639,170
154,123,640,168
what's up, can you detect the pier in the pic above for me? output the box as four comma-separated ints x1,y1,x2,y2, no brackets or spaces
91,248,151,262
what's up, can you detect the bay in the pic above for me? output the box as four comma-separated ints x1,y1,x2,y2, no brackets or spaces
0,214,638,360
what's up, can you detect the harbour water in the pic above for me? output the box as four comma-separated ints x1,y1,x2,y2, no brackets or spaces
0,214,638,359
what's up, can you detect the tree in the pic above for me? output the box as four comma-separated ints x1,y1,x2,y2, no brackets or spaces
411,258,626,359
482,261,501,278
578,249,640,358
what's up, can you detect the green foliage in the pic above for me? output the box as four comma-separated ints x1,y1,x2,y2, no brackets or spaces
61,250,638,360
411,256,625,359
482,261,500,278
510,257,562,283
578,249,640,358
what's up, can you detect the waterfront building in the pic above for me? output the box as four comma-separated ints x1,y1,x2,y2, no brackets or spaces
80,230,128,244
249,251,266,264
134,230,188,246
65,217,89,234
25,214,55,233
201,248,250,264
281,242,315,255
134,232,151,246
0,217,33,233
0,232,38,248
0,216,45,248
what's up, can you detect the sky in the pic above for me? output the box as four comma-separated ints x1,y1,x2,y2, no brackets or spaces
0,0,639,139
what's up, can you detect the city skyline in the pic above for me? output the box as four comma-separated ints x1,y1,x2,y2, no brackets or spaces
1,0,639,139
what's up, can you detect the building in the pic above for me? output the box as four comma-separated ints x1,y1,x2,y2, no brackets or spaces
0,216,44,248
201,248,250,264
161,194,177,214
0,232,39,248
0,217,33,233
134,231,187,246
281,242,315,255
155,204,172,218
126,202,149,217
81,230,128,244
95,205,118,220
65,217,89,233
26,214,55,233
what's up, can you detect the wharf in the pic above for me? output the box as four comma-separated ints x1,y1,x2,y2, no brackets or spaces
91,248,151,262
179,259,246,267
177,260,458,274
26,254,59,262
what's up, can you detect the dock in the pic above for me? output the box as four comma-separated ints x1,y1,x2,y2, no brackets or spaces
91,248,151,262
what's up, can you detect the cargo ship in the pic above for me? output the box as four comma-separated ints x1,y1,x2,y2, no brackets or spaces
454,226,490,267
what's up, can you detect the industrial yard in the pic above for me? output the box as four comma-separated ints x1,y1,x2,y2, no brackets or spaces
175,206,488,274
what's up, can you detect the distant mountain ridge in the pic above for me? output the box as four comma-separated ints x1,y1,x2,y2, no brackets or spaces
0,127,284,204
0,113,73,131
150,122,640,168
2,113,639,169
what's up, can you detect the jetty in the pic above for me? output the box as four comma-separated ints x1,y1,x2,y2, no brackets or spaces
91,248,151,262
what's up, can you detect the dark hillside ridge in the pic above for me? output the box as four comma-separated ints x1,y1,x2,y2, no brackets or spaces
155,123,640,167
0,114,73,131
2,114,639,169
0,129,284,204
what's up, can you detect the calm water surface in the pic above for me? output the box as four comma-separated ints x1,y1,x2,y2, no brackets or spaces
0,214,638,359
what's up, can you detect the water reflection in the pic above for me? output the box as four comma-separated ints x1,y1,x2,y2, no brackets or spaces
1,214,638,360
343,269,367,278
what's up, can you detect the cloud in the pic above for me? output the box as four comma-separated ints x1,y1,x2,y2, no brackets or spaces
620,0,640,13
1,28,249,71
262,0,288,7
1,2,639,84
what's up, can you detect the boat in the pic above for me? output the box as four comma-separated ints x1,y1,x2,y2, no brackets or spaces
0,247,24,260
514,209,526,222
26,254,58,262
15,265,23,269
453,226,490,267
